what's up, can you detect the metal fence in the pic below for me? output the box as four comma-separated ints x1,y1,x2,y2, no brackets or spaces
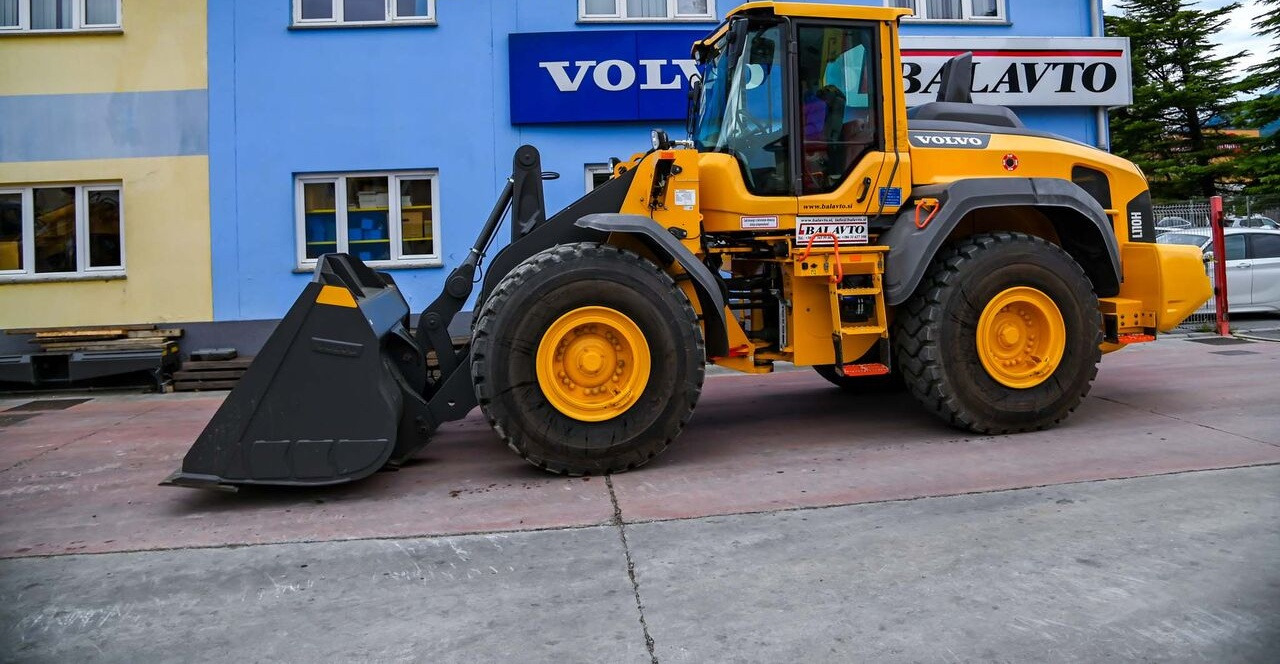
1152,199,1228,332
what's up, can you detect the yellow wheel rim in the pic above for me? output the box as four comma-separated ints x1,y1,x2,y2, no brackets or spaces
976,287,1066,389
536,306,651,422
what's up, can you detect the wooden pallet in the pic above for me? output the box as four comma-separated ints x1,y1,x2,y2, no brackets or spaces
11,325,184,353
173,357,253,392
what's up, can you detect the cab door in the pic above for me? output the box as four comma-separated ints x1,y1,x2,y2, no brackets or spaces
791,20,908,243
1221,234,1252,308
1245,232,1280,309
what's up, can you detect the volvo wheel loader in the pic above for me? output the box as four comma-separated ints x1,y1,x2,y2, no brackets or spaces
163,2,1212,491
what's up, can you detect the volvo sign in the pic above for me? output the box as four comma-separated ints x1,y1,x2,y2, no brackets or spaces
509,32,1132,124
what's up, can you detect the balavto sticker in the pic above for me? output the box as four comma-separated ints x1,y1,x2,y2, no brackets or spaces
797,216,869,246
908,131,991,149
741,215,779,230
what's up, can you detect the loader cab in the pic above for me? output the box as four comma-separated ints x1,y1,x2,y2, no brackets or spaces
690,6,910,213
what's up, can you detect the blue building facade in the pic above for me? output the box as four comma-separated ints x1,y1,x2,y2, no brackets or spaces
208,0,1120,326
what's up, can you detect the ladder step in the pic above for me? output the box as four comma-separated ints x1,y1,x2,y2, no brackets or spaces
834,288,879,296
840,325,886,335
842,363,891,377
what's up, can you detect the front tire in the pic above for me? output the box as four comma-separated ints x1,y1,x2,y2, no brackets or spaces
471,243,704,475
895,232,1101,433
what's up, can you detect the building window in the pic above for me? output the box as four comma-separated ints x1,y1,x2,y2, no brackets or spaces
585,164,614,192
0,0,121,33
888,0,1004,22
579,0,715,22
0,183,124,280
296,171,440,268
293,0,435,27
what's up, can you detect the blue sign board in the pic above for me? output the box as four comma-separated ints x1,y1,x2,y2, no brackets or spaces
509,30,705,125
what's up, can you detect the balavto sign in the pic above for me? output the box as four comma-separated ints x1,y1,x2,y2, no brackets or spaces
508,32,1132,125
901,37,1132,108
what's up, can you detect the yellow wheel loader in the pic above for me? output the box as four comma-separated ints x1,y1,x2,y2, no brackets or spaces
163,2,1211,490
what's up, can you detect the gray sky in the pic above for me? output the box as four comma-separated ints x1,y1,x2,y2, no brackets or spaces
1103,0,1274,78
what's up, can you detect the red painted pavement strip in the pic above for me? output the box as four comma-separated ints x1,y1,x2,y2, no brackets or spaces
0,403,614,558
0,339,1276,558
610,339,1280,520
0,398,167,472
1086,340,1280,443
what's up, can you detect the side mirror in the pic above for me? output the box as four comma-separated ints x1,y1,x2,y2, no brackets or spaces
686,75,702,138
1202,250,1214,263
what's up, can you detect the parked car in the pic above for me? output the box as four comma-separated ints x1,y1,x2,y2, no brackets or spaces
1157,228,1280,313
1155,216,1193,236
1228,215,1280,230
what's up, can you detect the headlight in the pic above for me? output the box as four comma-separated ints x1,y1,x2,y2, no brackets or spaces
651,129,670,151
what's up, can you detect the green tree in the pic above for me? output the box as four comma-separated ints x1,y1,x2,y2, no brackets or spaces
1106,0,1250,200
1236,0,1280,196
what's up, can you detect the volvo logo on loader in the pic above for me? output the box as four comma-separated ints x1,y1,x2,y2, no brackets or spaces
908,132,991,149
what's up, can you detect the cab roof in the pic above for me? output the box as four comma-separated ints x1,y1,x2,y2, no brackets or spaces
727,1,913,22
693,2,911,57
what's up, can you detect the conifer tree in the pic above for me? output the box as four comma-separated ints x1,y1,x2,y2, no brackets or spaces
1237,0,1280,196
1106,0,1250,199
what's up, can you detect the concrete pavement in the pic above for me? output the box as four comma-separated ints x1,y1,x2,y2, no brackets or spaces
2,467,1276,662
1,336,1278,661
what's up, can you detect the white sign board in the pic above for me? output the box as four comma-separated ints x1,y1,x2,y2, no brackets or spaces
899,37,1132,108
797,217,869,246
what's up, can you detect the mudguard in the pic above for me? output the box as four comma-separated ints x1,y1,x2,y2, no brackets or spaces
879,177,1122,305
575,213,730,359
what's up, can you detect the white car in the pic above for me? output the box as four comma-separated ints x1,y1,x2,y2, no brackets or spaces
1157,228,1280,313
1228,215,1280,230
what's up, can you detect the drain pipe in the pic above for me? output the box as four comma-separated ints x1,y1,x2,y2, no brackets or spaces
1091,0,1110,150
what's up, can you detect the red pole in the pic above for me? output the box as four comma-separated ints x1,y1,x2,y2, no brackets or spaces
1209,196,1230,336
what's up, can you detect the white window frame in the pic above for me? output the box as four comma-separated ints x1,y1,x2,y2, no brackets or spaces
0,0,122,34
887,0,1006,23
294,170,442,270
578,0,716,23
291,0,436,27
585,164,615,193
0,182,125,282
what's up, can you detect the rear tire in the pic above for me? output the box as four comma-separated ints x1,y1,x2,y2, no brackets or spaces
471,242,704,475
895,232,1101,433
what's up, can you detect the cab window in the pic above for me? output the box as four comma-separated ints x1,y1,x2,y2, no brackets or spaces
797,24,880,195
693,22,791,196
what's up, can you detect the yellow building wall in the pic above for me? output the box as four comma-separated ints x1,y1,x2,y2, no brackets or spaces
0,0,211,329
0,0,207,96
0,157,213,328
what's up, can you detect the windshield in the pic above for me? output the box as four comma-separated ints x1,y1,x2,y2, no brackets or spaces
691,19,790,196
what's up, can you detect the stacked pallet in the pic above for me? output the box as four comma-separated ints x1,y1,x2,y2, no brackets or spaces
173,355,252,392
14,324,183,354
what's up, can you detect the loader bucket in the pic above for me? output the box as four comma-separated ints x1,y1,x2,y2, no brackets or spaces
162,254,431,490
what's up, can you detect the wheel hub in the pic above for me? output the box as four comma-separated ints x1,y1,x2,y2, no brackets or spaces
976,287,1066,389
536,306,651,422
